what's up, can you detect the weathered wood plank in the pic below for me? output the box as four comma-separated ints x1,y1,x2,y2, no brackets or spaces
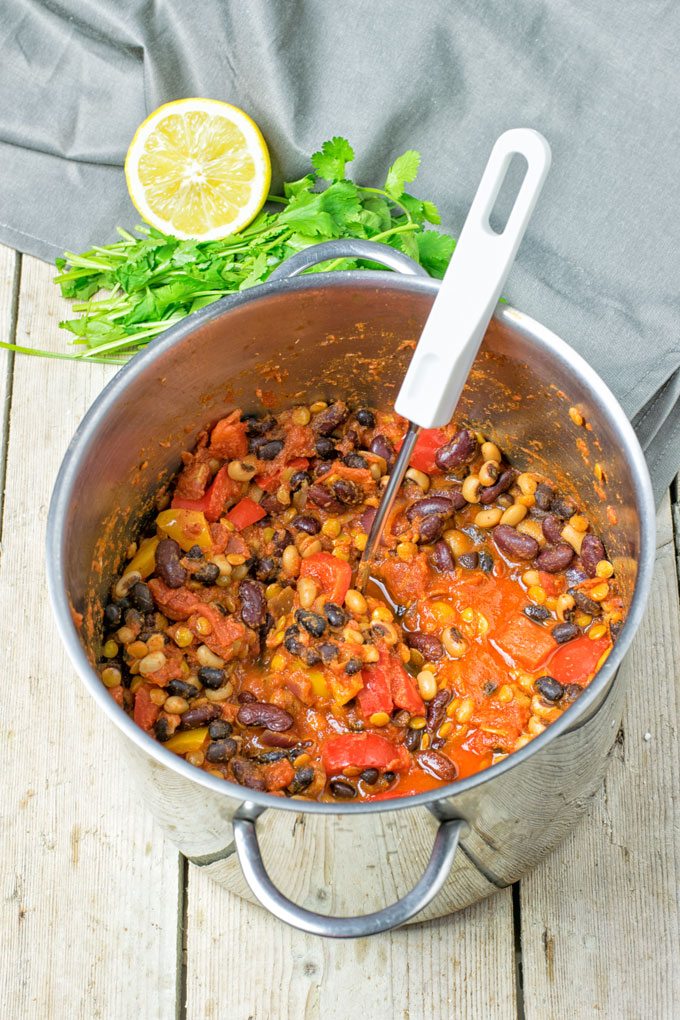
0,255,181,1019
185,856,516,1019
520,494,680,1019
0,244,19,525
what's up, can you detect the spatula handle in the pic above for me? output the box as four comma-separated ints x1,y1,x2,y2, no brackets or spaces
395,128,551,429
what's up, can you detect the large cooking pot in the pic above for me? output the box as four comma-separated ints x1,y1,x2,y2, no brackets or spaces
47,239,655,938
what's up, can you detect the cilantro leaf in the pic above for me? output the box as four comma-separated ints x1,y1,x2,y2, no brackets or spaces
416,230,456,278
385,150,421,201
311,137,355,182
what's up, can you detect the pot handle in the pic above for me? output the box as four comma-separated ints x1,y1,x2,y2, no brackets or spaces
232,808,464,938
267,238,430,281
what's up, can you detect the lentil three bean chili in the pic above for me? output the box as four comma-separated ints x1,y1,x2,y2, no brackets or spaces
100,401,624,801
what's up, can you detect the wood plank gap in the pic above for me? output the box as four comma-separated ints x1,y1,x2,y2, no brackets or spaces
0,250,21,534
176,854,189,1020
512,883,526,1020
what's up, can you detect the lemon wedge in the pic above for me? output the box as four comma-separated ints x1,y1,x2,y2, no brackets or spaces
124,98,271,240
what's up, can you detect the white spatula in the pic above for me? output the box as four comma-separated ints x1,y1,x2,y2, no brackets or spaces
357,128,552,587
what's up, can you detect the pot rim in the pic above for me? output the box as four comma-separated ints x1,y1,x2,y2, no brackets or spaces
46,269,656,816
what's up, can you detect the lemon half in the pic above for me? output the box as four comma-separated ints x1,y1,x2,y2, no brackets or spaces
124,98,271,240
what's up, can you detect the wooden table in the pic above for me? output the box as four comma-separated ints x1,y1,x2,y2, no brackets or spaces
1,244,678,1019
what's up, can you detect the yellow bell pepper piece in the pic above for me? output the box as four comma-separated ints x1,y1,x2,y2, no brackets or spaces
156,509,212,551
429,600,456,627
308,669,329,699
164,727,209,754
126,536,159,578
328,672,364,706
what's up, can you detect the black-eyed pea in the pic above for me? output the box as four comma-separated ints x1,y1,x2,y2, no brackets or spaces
443,529,473,557
516,518,546,546
481,441,502,463
517,473,538,496
500,503,528,527
405,467,430,492
282,544,301,576
461,474,482,503
475,507,503,528
527,716,547,735
560,523,585,553
479,460,500,486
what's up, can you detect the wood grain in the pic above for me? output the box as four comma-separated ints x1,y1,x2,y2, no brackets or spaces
0,255,181,1020
0,244,19,523
520,494,680,1019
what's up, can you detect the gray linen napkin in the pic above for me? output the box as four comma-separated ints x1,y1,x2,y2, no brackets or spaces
1,0,678,500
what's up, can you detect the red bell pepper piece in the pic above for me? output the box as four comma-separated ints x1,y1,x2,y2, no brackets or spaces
388,655,426,714
225,497,267,531
493,613,557,671
299,551,352,605
358,648,424,719
322,733,410,774
255,457,309,493
396,428,449,474
133,685,160,733
172,465,241,522
547,634,611,686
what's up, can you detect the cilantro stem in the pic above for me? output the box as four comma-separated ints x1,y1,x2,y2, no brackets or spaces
358,186,413,223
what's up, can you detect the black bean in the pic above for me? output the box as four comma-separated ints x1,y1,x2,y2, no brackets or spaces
369,434,395,467
186,545,204,559
406,495,463,521
125,608,144,630
130,582,155,613
237,702,294,731
254,750,290,764
114,597,131,611
566,565,588,586
552,622,580,644
406,632,444,661
524,604,550,622
404,727,421,751
610,620,624,641
329,778,357,799
104,603,122,629
284,625,304,655
535,676,564,702
154,717,174,742
534,483,554,511
462,525,485,544
313,401,349,436
166,679,199,700
542,514,565,544
343,452,368,469
156,537,188,588
208,719,232,740
333,478,362,506
257,439,284,461
254,556,278,582
319,642,339,662
315,437,337,460
239,579,267,629
478,469,518,505
580,533,606,577
415,749,458,781
356,409,375,427
493,524,539,560
418,514,445,543
344,658,363,675
290,470,312,491
478,551,494,572
431,540,456,572
562,683,584,704
535,543,574,573
569,588,602,616
180,703,221,730
324,603,347,628
245,415,276,437
237,690,257,704
289,765,315,794
483,680,498,696
291,514,321,535
458,552,479,570
197,666,226,690
301,647,322,666
551,496,576,520
231,758,266,790
194,562,221,585
360,768,380,785
434,429,478,471
295,609,327,638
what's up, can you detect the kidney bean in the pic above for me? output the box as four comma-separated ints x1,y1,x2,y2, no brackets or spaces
295,609,327,638
329,778,357,799
231,758,266,790
289,765,315,794
431,540,456,572
458,552,479,570
493,524,539,560
260,730,303,748
404,728,422,752
254,556,278,582
415,749,458,782
406,631,444,661
237,690,257,704
245,415,276,437
179,703,221,730
257,439,284,461
239,579,267,629
418,514,445,543
535,543,574,572
580,533,606,577
551,496,576,519
359,506,377,533
569,589,602,616
237,702,294,731
333,478,362,506
566,565,588,586
313,401,349,435
315,437,337,460
406,495,461,521
434,429,478,471
478,469,518,505
291,514,321,535
535,676,564,702
542,514,564,544
369,434,395,466
156,538,187,588
208,719,232,740
427,689,451,731
534,483,554,510
552,622,580,643
307,484,343,512
205,738,238,763
524,604,550,623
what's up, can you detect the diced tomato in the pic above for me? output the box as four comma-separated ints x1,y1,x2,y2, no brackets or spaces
264,759,295,791
209,411,248,459
357,656,394,717
547,635,611,686
255,457,309,493
299,552,352,605
388,655,425,714
133,685,159,733
396,428,449,473
321,733,410,774
226,497,267,531
172,464,242,522
538,571,566,597
492,613,557,671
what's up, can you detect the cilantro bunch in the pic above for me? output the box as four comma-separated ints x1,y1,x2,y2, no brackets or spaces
10,138,456,363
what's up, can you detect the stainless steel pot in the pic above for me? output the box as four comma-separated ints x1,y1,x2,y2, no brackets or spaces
47,239,655,938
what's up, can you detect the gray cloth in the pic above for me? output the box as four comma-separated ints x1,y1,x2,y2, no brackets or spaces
1,0,679,501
